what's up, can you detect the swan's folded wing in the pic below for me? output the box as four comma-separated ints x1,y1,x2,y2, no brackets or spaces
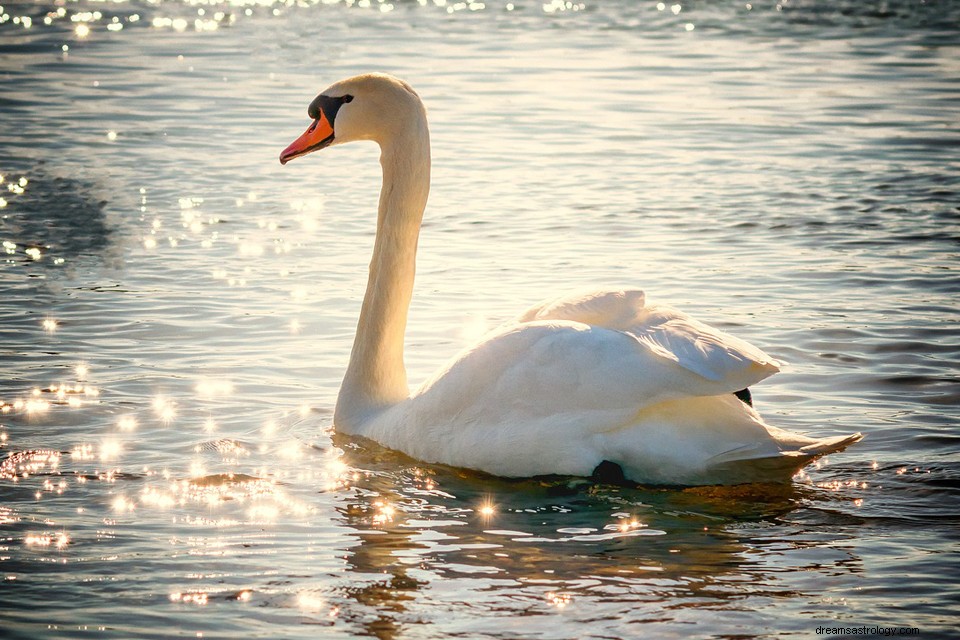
516,288,647,330
627,304,781,391
416,319,775,429
517,288,780,392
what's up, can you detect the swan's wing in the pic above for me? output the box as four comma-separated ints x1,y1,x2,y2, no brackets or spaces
415,320,760,427
629,304,781,390
516,288,647,329
518,288,780,391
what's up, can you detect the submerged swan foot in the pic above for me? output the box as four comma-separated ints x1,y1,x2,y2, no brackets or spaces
591,460,627,485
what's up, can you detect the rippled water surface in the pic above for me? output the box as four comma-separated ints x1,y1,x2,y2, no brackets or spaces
1,0,959,637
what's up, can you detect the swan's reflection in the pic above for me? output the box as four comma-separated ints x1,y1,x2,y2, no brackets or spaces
328,435,865,634
329,436,427,640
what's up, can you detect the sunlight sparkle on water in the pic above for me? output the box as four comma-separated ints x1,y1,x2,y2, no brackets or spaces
140,487,176,509
100,440,123,462
170,591,208,605
296,591,325,611
247,503,280,522
153,396,176,423
372,501,395,526
546,592,572,608
55,532,69,550
278,440,305,461
71,444,93,461
25,534,52,547
112,496,135,513
189,459,207,478
478,498,496,519
195,379,233,397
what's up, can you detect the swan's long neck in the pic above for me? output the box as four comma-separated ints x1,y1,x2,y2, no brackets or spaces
335,117,431,429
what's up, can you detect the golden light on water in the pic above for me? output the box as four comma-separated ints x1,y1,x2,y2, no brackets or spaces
100,440,123,462
170,591,208,605
25,398,51,414
326,458,347,477
618,519,642,533
278,440,305,460
546,592,572,608
371,501,395,526
195,379,234,397
42,318,57,333
153,396,176,423
296,591,325,611
25,534,53,547
74,23,89,37
247,503,280,522
189,459,207,478
55,532,70,550
71,444,93,461
118,416,137,431
112,495,135,513
140,487,176,509
478,498,496,519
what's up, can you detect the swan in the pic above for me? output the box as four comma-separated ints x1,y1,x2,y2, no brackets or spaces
279,73,861,486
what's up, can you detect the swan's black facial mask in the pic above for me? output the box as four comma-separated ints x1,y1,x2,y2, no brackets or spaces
279,94,349,165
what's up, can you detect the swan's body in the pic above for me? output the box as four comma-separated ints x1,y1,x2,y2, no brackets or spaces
280,73,861,486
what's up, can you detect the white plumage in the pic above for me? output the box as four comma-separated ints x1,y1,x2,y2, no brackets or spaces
280,73,861,486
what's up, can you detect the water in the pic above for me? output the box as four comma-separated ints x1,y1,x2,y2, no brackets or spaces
1,0,959,637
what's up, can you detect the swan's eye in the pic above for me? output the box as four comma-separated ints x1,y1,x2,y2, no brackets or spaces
342,95,354,103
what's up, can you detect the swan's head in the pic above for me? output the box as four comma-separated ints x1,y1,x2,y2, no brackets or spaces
279,73,425,165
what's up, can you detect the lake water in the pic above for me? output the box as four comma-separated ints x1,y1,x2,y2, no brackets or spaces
1,0,958,637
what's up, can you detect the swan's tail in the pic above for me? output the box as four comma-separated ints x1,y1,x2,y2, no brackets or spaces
799,432,864,457
706,432,863,484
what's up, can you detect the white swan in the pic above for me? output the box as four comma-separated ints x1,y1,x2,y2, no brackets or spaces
279,73,861,486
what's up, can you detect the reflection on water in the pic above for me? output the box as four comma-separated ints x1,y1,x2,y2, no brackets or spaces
0,169,116,264
1,0,959,637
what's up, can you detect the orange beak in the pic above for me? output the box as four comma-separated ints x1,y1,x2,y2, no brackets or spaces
279,110,335,165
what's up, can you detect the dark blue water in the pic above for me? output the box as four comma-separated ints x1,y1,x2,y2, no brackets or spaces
1,0,958,637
